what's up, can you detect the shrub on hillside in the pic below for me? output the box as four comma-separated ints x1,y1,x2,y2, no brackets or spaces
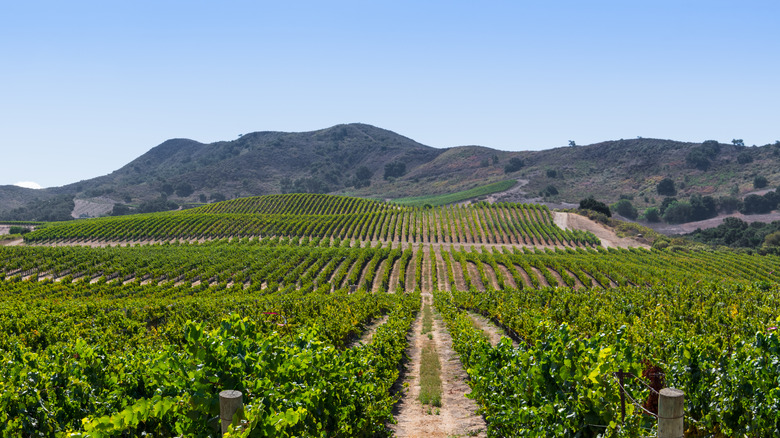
541,185,558,197
685,141,721,171
613,199,638,219
659,197,677,215
686,149,712,170
740,194,773,215
754,175,768,189
656,178,676,196
737,151,754,164
662,201,694,224
717,196,742,213
579,197,611,217
643,207,661,223
383,161,406,179
175,183,194,197
503,157,524,173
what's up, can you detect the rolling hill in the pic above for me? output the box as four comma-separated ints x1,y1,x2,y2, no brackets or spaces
2,124,779,225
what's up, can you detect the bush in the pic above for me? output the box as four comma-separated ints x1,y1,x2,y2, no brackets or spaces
503,157,524,173
717,196,742,213
579,197,611,217
659,197,677,215
754,175,768,189
737,151,754,164
110,204,131,216
740,194,773,214
686,149,711,170
689,194,718,221
137,197,179,214
643,207,660,223
175,183,194,197
662,201,694,224
541,185,558,197
613,199,638,220
701,140,721,155
384,161,406,179
656,178,676,196
8,226,30,235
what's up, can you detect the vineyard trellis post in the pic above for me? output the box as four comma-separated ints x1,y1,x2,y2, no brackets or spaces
220,389,243,435
616,368,627,423
613,370,684,437
658,388,684,438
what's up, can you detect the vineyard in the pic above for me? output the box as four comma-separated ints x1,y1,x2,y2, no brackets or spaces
22,194,599,247
1,193,779,437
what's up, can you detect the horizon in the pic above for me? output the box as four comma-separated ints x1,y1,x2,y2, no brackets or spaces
3,1,779,188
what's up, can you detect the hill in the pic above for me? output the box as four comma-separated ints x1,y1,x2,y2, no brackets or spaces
3,124,780,226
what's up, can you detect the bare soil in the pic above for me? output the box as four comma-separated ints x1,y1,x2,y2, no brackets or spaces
391,294,487,437
553,212,648,249
468,312,518,348
388,258,401,292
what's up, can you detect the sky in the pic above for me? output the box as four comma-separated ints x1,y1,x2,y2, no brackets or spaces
2,1,779,188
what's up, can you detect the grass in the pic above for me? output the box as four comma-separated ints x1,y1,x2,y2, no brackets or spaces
393,179,516,207
421,303,433,334
418,342,442,407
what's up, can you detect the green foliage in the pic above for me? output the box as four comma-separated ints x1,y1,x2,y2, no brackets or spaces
0,194,75,222
175,183,194,197
383,161,406,179
137,197,179,214
643,207,660,222
662,200,693,224
503,157,524,173
438,278,780,437
352,166,373,188
110,204,131,216
754,175,768,189
612,199,637,220
686,141,721,171
418,342,442,407
689,216,780,249
656,177,676,196
737,151,754,164
740,194,774,214
394,180,516,207
579,197,611,217
23,194,598,247
8,226,30,235
541,185,558,197
718,195,742,214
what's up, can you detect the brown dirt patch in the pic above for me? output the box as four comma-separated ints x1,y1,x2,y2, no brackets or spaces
554,212,648,249
391,296,487,437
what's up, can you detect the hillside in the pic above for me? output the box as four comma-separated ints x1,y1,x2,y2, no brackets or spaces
3,124,780,226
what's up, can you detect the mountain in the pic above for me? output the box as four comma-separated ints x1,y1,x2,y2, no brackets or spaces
2,124,779,222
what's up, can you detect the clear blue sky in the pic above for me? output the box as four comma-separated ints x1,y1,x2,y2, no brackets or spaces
2,1,778,188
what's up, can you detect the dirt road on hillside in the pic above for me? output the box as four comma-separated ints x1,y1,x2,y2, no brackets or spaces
553,212,648,249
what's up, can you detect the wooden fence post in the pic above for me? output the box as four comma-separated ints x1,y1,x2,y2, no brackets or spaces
657,388,684,438
219,389,243,435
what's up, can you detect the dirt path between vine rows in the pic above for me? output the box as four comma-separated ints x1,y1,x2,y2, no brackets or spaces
349,315,389,347
468,312,518,348
390,293,487,437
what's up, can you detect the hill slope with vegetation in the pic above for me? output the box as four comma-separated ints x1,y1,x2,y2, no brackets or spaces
3,125,780,230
